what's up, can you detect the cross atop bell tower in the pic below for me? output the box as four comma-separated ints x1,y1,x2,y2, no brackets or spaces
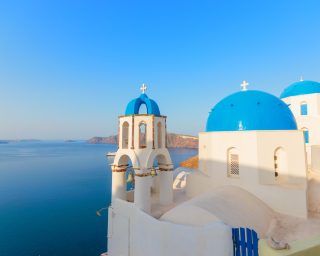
140,83,147,94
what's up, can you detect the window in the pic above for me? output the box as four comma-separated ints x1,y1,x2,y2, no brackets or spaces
139,122,147,148
274,147,288,182
157,122,162,148
228,148,239,177
302,127,309,143
300,102,308,115
122,122,129,149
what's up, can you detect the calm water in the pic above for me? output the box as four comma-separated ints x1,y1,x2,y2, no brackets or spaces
0,142,197,256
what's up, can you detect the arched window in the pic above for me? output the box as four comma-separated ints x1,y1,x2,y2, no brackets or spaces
300,102,308,115
274,147,288,182
302,127,309,143
227,148,239,177
122,122,129,149
139,122,147,148
138,103,147,114
157,122,162,148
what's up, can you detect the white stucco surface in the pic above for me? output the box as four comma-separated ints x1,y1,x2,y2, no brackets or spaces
308,170,320,215
108,199,233,256
311,145,320,173
265,190,320,246
282,94,320,165
182,168,320,243
112,114,174,213
162,186,274,238
189,130,308,218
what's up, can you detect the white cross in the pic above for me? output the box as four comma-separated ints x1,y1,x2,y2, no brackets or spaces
240,80,249,91
140,83,147,94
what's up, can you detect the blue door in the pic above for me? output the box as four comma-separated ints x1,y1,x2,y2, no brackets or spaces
232,228,259,256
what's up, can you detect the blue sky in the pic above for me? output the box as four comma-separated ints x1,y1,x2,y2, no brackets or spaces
1,0,320,140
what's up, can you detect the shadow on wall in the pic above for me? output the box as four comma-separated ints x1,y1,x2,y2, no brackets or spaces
186,157,308,220
307,171,320,215
197,156,307,187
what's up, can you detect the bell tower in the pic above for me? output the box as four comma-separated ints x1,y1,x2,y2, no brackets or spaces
111,84,173,213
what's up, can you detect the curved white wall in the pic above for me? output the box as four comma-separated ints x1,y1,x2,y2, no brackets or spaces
108,199,233,256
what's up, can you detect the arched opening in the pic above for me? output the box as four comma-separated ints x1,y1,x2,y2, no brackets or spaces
115,154,135,202
122,122,129,149
300,102,308,116
302,127,309,144
139,122,147,148
125,166,135,201
147,152,173,206
157,122,162,148
150,155,162,196
274,147,288,183
227,147,239,177
138,103,147,114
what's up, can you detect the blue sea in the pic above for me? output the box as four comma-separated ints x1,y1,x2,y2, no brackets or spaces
0,141,197,256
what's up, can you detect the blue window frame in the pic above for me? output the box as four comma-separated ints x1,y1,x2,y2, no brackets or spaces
303,129,309,143
301,103,308,115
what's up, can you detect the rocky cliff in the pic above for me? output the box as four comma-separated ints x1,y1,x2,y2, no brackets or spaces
166,134,198,149
87,133,198,149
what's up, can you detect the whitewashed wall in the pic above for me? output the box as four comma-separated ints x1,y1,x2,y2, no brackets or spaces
282,94,320,164
311,145,320,173
187,130,308,218
108,199,233,256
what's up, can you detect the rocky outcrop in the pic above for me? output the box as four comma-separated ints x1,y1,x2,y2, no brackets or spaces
166,134,198,149
87,136,118,144
87,133,198,149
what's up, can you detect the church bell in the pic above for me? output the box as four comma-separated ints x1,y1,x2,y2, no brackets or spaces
151,168,157,177
127,170,135,183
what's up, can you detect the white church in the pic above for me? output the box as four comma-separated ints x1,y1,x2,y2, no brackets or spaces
105,80,320,256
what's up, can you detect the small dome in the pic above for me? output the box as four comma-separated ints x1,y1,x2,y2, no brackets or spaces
125,93,160,116
280,80,320,98
206,90,297,132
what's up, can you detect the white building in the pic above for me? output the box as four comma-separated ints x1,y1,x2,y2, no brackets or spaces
280,80,320,166
187,86,308,218
106,82,319,256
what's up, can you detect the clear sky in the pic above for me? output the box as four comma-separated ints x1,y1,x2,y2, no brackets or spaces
1,0,320,140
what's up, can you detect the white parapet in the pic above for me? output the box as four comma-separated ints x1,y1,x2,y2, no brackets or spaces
108,199,233,256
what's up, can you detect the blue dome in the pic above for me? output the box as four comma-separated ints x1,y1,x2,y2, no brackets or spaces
125,93,160,116
280,80,320,98
206,90,297,132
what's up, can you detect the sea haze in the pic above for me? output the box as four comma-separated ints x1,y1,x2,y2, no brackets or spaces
0,141,197,256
